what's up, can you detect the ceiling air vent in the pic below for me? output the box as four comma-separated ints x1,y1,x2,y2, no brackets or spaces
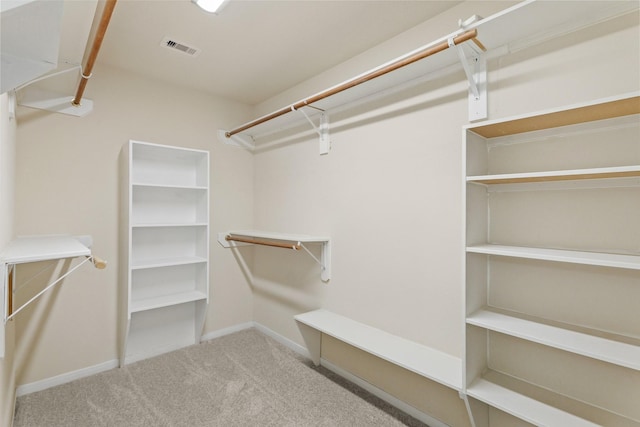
160,37,201,57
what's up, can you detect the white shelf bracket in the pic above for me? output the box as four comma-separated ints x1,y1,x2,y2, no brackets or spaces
299,241,331,282
218,129,255,151
293,106,331,155
449,35,487,122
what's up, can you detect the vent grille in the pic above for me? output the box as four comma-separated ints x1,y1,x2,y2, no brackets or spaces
160,37,201,57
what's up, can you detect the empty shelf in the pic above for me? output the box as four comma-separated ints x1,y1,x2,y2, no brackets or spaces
295,309,461,390
466,244,640,270
467,310,640,371
130,290,207,313
466,378,600,426
467,165,640,185
0,235,90,264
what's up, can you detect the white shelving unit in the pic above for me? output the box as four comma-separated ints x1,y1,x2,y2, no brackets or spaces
120,140,209,365
462,92,640,426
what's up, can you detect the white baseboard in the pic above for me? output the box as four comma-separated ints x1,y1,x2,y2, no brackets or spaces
16,358,119,397
253,322,310,358
200,321,254,342
320,358,450,427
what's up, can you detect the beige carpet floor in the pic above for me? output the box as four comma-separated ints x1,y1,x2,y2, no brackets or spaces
14,328,430,426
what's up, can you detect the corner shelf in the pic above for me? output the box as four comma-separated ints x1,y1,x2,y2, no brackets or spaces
218,230,331,282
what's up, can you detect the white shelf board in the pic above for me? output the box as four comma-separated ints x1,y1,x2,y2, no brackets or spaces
295,309,462,390
466,244,640,270
466,378,600,427
132,183,208,191
131,256,208,270
467,165,640,185
130,290,207,313
467,310,640,371
226,230,330,243
132,223,208,228
0,235,90,264
225,0,638,142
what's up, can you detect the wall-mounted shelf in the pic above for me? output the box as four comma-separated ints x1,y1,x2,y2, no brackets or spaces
295,309,462,391
1,235,91,264
466,244,640,270
0,234,106,357
219,0,638,151
218,230,331,282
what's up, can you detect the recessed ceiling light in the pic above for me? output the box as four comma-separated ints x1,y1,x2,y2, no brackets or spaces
192,0,229,14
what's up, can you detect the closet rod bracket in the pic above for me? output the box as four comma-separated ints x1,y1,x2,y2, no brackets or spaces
449,32,487,122
293,106,331,155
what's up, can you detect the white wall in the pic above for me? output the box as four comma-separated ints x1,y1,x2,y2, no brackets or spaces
246,3,639,425
13,63,254,386
251,0,639,356
0,92,17,427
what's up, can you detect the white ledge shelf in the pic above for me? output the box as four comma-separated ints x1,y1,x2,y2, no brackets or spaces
132,223,208,228
131,290,207,314
0,235,91,264
1,235,106,329
466,378,600,427
467,309,640,371
218,230,331,282
131,256,207,270
466,244,640,270
467,165,640,185
295,309,462,390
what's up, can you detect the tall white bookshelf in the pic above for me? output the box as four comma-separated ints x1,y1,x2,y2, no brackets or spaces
462,93,640,426
119,140,209,365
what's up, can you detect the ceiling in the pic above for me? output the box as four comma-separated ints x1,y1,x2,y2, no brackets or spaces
63,0,463,106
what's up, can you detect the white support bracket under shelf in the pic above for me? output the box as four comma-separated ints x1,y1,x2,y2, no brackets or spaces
218,230,331,282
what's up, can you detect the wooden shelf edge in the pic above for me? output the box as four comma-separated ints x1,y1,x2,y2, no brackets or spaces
467,92,639,138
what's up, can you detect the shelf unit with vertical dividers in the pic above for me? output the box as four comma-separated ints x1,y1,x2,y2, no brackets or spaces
462,92,640,426
120,140,209,365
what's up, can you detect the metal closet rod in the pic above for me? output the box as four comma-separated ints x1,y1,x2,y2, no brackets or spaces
226,235,301,250
226,28,479,138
